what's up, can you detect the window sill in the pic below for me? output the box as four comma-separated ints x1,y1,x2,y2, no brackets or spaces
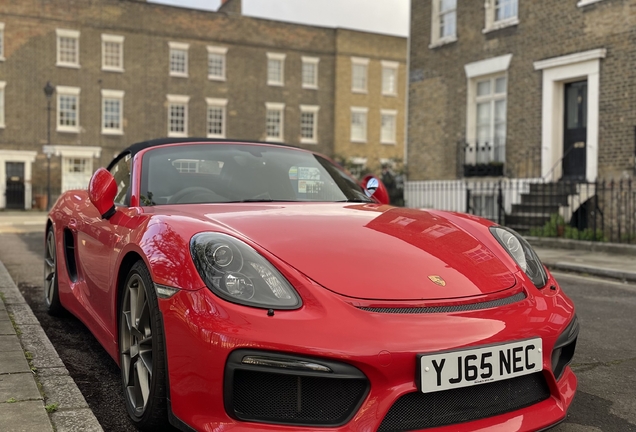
577,0,603,6
102,129,124,135
302,84,318,90
168,132,188,138
351,88,368,94
0,57,5,62
207,134,226,139
300,138,317,144
429,36,457,49
57,127,80,133
56,62,81,69
266,136,284,142
208,75,226,81
0,124,5,129
381,140,397,145
102,66,124,73
351,139,367,144
483,17,519,33
169,72,189,78
382,91,398,97
267,81,284,87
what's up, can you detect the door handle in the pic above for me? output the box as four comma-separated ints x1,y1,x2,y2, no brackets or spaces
68,219,78,231
573,141,585,149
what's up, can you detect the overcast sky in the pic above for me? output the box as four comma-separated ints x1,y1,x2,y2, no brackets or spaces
148,0,410,37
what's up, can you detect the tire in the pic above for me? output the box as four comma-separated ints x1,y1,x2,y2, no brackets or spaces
44,226,63,316
119,261,171,431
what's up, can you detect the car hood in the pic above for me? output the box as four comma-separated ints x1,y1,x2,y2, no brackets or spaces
171,203,516,301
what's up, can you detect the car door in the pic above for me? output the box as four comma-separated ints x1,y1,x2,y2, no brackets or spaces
76,154,133,335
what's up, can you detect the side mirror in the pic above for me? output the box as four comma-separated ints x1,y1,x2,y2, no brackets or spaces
361,174,390,205
89,168,117,219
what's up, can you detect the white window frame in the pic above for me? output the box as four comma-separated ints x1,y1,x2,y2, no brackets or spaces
381,61,399,96
169,42,189,78
56,29,80,68
380,109,398,145
101,34,124,72
0,81,5,128
350,107,368,143
206,98,228,138
301,56,319,89
430,0,458,48
166,94,190,137
207,46,228,81
299,105,319,144
484,0,519,33
101,89,124,135
265,102,285,142
267,53,286,86
351,57,369,93
56,86,81,133
0,23,5,61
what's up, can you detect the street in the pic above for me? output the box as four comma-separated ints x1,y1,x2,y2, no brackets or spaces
0,226,635,431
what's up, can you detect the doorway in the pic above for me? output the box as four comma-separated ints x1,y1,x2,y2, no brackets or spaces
562,81,587,181
5,162,25,209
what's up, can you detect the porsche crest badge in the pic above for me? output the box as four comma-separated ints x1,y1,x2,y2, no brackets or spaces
428,275,446,287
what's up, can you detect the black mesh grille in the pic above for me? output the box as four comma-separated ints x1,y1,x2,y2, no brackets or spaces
232,369,367,425
358,292,526,314
378,372,550,431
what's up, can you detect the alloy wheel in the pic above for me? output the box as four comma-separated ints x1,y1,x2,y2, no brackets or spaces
121,273,154,416
44,229,57,307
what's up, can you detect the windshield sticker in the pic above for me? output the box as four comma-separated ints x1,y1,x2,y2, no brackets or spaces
298,167,321,181
299,180,322,194
289,166,298,180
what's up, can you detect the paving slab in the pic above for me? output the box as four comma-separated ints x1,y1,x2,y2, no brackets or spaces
0,372,42,401
0,351,31,374
0,319,16,335
0,335,23,352
50,408,104,432
0,400,53,432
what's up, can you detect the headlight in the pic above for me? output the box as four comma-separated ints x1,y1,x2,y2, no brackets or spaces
190,233,302,309
490,226,548,288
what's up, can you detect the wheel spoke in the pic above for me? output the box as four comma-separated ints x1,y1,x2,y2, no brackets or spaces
139,348,153,377
136,359,151,407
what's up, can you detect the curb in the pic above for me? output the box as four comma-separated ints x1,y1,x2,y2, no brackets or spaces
543,261,636,283
526,236,636,257
0,261,103,432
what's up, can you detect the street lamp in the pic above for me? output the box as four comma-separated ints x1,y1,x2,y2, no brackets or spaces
43,81,55,211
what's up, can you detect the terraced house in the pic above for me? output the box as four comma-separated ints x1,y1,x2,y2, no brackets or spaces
0,0,406,210
406,0,636,240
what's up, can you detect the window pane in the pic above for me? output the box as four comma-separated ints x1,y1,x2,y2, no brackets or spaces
0,89,4,126
266,109,282,138
381,114,396,143
301,112,315,140
440,10,456,38
352,64,367,91
440,0,456,12
495,77,507,94
170,49,187,74
59,95,77,127
103,41,121,68
59,37,77,64
302,62,317,86
103,98,121,130
268,59,283,84
207,106,225,137
477,80,491,96
496,0,517,21
351,112,366,141
208,53,224,78
382,67,396,94
169,104,186,133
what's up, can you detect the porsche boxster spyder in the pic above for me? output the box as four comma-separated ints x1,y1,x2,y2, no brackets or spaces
45,138,578,431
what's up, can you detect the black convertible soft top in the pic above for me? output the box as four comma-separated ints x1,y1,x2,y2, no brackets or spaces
107,137,294,170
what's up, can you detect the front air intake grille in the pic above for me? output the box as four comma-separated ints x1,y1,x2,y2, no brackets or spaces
358,291,526,314
378,372,550,432
232,370,367,425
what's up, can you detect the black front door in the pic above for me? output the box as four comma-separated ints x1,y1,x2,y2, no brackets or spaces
5,162,26,210
562,81,587,181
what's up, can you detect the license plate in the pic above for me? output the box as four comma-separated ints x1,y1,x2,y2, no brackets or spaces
419,338,543,393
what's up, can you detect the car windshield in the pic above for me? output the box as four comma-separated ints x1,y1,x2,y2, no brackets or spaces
139,143,373,205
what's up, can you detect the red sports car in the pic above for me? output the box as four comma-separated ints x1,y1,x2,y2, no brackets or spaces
44,138,578,432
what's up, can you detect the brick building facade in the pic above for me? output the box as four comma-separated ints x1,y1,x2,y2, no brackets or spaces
408,0,635,183
0,0,406,209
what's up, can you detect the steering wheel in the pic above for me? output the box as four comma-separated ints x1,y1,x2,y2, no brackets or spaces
168,187,217,204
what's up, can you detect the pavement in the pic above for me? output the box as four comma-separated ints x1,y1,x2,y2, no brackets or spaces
0,210,634,431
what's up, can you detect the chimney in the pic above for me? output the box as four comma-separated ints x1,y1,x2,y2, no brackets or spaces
219,0,242,15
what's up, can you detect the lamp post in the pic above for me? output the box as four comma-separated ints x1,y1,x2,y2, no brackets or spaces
43,81,55,211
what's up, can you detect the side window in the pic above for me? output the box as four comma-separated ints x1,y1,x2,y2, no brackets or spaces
110,153,132,205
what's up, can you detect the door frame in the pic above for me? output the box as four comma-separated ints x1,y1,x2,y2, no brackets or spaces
534,49,605,182
0,150,37,210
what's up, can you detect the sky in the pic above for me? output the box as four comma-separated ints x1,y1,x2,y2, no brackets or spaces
148,0,410,37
